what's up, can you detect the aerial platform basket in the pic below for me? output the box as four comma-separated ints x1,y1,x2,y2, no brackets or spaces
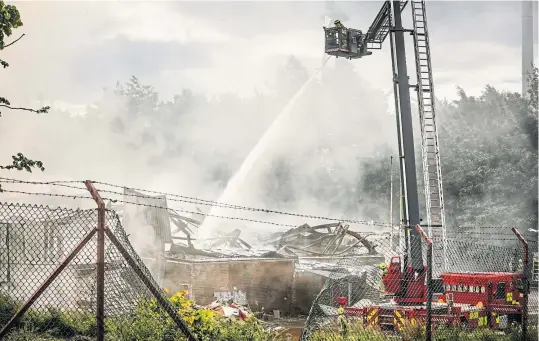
323,26,372,60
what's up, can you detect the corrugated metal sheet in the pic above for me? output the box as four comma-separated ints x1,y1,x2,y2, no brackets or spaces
122,188,172,245
122,188,172,286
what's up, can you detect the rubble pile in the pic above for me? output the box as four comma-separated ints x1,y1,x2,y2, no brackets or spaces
164,220,389,261
205,300,251,320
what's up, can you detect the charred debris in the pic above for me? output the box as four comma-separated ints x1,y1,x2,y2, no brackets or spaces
107,189,385,260
168,220,381,260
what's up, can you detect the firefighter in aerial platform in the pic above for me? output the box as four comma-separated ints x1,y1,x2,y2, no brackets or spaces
334,19,345,29
331,20,349,51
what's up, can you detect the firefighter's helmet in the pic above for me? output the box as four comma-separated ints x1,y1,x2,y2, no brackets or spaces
337,297,348,306
337,306,344,315
334,19,342,26
379,263,387,270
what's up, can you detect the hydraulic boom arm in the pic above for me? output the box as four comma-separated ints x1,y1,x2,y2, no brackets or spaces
323,1,426,275
364,1,408,49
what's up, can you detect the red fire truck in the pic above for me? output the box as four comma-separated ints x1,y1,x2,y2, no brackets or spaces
342,254,525,331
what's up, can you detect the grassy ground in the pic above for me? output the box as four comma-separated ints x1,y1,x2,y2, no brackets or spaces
0,291,287,341
1,292,538,341
309,319,539,341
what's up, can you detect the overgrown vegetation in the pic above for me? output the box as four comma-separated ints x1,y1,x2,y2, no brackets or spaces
3,290,537,341
0,291,289,341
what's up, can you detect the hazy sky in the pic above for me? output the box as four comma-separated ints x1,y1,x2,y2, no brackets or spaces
0,1,537,242
1,1,537,111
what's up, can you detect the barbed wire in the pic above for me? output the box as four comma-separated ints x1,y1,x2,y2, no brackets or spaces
0,178,82,185
0,188,299,228
103,197,299,228
93,180,252,208
446,237,525,243
0,189,535,250
0,189,92,201
446,231,538,238
447,231,522,235
0,177,393,227
447,225,530,230
83,181,539,231
0,177,535,232
447,231,514,236
99,187,395,228
0,178,88,192
0,191,388,232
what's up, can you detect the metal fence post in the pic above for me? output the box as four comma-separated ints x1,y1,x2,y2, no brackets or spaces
104,228,199,341
416,224,432,341
511,228,528,341
85,180,105,341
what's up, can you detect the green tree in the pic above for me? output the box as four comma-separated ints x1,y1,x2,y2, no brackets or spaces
0,1,49,185
357,68,538,231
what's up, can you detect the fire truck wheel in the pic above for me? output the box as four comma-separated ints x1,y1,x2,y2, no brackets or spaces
507,314,521,325
459,318,469,332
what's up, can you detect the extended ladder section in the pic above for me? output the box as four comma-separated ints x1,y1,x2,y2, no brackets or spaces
410,0,447,277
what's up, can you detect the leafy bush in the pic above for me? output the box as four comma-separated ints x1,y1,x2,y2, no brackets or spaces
0,293,19,327
1,290,282,341
105,290,277,341
0,292,96,339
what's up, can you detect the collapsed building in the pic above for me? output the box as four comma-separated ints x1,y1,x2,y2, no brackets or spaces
109,189,388,316
0,189,387,317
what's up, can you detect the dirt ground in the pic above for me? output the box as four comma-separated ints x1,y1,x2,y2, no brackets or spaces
274,318,307,340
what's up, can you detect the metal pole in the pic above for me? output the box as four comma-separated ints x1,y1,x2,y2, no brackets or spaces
6,223,10,284
416,224,432,341
426,242,432,341
85,180,105,341
388,1,409,268
511,227,529,341
392,0,423,271
104,228,199,341
0,228,97,338
348,281,352,306
390,156,394,252
399,172,405,255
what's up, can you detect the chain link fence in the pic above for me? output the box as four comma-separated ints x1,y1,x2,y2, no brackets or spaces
0,200,197,341
301,226,539,341
0,181,537,341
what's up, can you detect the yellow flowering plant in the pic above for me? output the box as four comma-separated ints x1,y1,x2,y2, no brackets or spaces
105,289,275,341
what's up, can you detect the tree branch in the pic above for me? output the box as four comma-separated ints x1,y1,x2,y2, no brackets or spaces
0,153,45,192
0,104,49,114
2,33,25,49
